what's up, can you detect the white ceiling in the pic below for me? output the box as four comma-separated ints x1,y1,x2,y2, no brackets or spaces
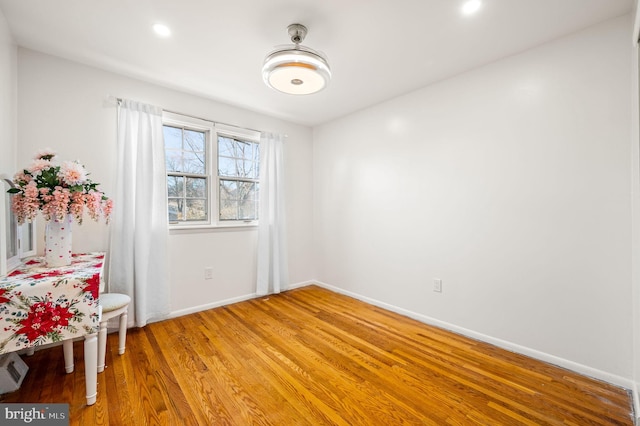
0,0,633,127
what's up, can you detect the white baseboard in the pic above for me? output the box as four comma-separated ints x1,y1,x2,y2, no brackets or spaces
166,280,315,319
310,280,636,394
168,292,257,319
287,280,317,290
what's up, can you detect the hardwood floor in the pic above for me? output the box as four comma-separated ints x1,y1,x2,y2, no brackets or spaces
1,285,633,425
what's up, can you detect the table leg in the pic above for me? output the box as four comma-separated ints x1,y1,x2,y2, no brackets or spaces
84,332,98,406
97,320,107,373
63,340,74,373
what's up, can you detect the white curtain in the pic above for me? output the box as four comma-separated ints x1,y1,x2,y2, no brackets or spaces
256,132,288,295
109,99,170,327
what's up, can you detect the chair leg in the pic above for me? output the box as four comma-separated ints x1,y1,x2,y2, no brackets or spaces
118,309,128,355
97,319,108,373
63,340,74,373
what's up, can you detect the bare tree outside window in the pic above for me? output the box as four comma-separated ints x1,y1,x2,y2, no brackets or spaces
164,125,208,222
218,136,260,221
163,115,261,227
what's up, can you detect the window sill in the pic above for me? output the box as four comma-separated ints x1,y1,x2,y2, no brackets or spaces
169,222,258,233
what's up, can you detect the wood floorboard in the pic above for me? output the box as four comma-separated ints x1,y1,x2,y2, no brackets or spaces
0,285,633,425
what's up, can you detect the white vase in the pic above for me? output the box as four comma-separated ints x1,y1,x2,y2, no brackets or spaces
45,214,73,267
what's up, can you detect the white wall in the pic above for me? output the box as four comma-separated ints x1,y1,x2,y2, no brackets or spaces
0,6,15,175
314,15,634,383
631,0,640,416
16,48,314,313
0,8,17,275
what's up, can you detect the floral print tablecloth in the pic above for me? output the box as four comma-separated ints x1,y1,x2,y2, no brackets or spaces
0,253,103,353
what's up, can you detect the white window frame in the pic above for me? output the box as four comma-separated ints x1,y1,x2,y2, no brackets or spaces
163,112,261,230
1,177,36,275
215,124,261,226
164,112,212,228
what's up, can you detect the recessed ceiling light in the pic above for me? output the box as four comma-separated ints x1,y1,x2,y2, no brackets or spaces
153,23,171,38
461,0,482,15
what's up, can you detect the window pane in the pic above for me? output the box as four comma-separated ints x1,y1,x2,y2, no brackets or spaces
218,136,234,157
239,199,257,220
186,177,206,198
241,160,259,179
183,151,206,174
167,176,183,197
253,144,260,163
186,199,207,221
219,181,258,221
237,181,257,202
219,198,237,220
168,198,184,222
218,138,259,180
219,180,237,220
184,129,205,152
218,156,237,177
236,159,251,178
166,150,183,173
220,179,237,200
163,126,183,150
253,144,260,179
218,158,258,178
236,140,252,160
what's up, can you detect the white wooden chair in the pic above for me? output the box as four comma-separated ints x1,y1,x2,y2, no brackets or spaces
97,293,130,373
62,292,131,374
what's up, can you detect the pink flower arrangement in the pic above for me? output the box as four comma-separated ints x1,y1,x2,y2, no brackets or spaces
8,149,113,224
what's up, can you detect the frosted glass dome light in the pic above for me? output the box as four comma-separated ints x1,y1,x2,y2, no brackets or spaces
262,24,331,95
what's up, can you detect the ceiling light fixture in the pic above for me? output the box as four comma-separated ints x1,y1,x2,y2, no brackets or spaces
461,0,482,15
153,23,171,38
262,24,331,95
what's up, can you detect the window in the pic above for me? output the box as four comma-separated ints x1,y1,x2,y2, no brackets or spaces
164,122,209,223
163,112,260,228
218,136,259,221
2,178,36,274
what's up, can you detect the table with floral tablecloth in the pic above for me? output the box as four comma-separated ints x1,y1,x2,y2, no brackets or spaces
0,252,104,405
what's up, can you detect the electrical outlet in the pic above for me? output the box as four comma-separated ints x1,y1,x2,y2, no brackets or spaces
433,278,442,293
204,267,213,280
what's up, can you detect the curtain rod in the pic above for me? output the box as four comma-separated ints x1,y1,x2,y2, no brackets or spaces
111,96,286,137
